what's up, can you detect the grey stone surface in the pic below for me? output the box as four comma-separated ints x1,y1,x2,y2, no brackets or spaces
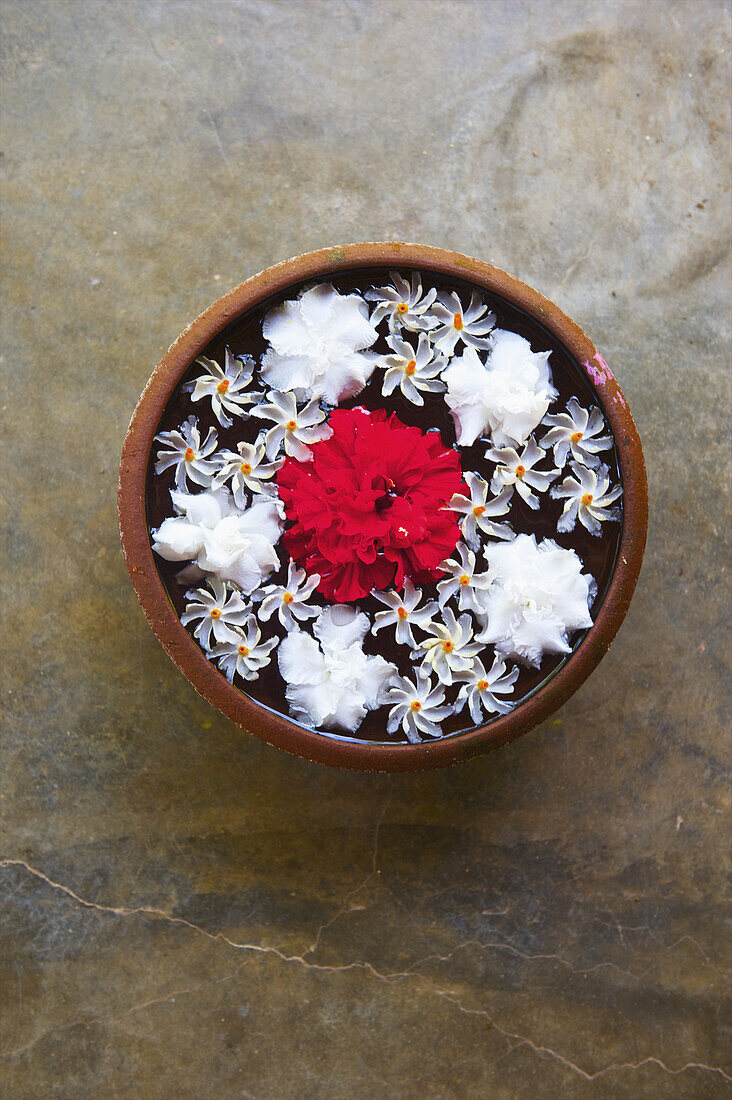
1,0,730,1096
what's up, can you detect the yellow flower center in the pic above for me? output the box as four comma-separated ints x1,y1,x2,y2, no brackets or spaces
396,301,409,314
282,592,294,604
397,606,409,620
581,492,593,506
477,679,489,691
217,379,230,394
238,645,249,656
459,574,470,586
210,608,222,619
473,504,486,517
453,312,464,331
442,640,455,653
240,462,252,475
410,700,422,711
286,419,298,431
515,464,525,478
184,447,195,461
571,431,583,443
405,359,417,376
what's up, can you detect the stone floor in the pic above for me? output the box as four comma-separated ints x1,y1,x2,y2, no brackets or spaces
1,1,730,1097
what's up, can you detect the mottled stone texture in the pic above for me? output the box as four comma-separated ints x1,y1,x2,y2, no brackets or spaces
1,0,730,1096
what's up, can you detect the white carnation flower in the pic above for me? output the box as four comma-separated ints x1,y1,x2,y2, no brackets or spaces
151,489,284,594
189,348,259,428
261,283,378,403
278,606,397,733
448,471,513,550
551,462,622,537
365,270,438,333
154,416,218,492
385,671,455,743
210,616,279,683
485,437,559,510
541,396,613,468
443,331,557,448
476,533,594,667
426,289,496,355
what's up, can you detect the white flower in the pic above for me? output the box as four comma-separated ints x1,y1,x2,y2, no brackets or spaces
485,437,559,510
278,606,396,732
189,347,259,428
372,577,438,648
377,331,446,405
261,283,378,403
212,436,284,507
151,489,284,593
551,462,622,537
436,542,492,613
180,578,252,651
455,655,519,725
365,270,438,333
154,416,219,491
443,331,557,447
541,396,613,468
250,390,332,461
448,471,513,550
385,671,455,743
415,607,483,685
257,561,321,630
210,616,279,683
426,289,496,356
476,533,594,667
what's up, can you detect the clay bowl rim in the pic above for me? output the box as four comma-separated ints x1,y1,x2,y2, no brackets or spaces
118,242,648,773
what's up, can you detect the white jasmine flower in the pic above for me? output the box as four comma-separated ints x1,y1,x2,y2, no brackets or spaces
485,437,559,510
455,655,519,725
210,616,279,683
154,416,219,491
250,390,332,462
551,462,622,537
189,347,259,428
212,437,284,507
476,533,594,667
261,283,378,403
365,270,438,333
415,607,482,685
541,397,613,468
443,331,557,447
436,542,492,613
448,471,514,550
257,561,321,630
377,331,446,405
372,577,439,648
180,578,251,650
385,671,455,743
151,489,284,593
427,290,496,356
278,606,396,733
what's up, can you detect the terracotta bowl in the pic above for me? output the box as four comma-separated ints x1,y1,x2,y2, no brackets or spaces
118,243,647,772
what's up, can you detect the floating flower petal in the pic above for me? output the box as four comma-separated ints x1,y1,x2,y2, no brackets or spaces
385,671,455,743
551,462,622,537
365,271,438,333
190,347,259,428
448,471,513,550
154,416,219,492
427,290,496,356
485,437,559,511
541,396,613,468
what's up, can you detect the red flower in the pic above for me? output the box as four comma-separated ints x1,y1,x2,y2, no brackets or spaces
276,407,465,603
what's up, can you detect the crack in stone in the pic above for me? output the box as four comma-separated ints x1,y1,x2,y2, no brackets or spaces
2,858,729,1083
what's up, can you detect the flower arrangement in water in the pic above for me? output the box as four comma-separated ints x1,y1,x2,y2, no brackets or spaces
149,273,622,741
